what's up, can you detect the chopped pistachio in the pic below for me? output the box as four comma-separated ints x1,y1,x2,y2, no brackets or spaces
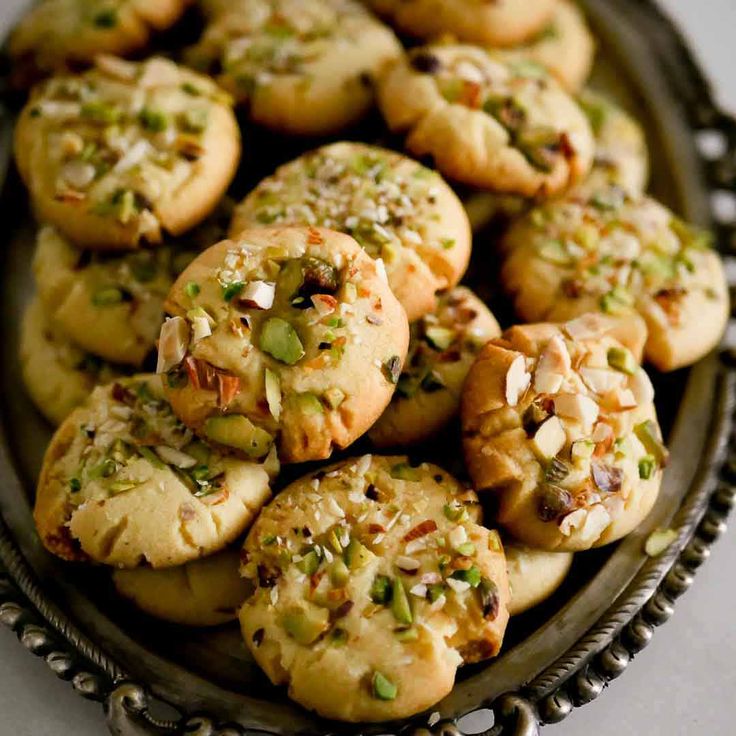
427,583,445,603
323,387,345,409
222,281,245,301
297,549,320,575
81,100,122,124
634,420,668,465
443,503,466,522
450,566,482,588
69,477,81,492
259,318,305,365
479,577,500,620
295,392,324,417
372,672,398,701
264,369,282,421
425,326,456,351
279,605,329,645
203,415,273,458
382,355,402,384
330,628,348,646
645,528,678,557
456,542,476,557
329,559,350,587
607,347,637,375
390,463,420,482
92,287,126,306
344,538,373,570
370,574,392,604
139,108,169,132
638,455,657,480
391,578,413,625
184,281,200,298
92,9,118,27
394,626,419,642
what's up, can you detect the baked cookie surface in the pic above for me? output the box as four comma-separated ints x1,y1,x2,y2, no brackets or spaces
369,287,500,447
505,543,573,616
33,226,198,366
34,374,272,567
368,0,557,48
577,90,649,196
15,55,240,250
462,316,667,551
159,227,409,463
9,0,188,86
378,45,595,196
20,297,125,426
494,0,595,93
501,188,728,371
113,548,250,625
230,142,471,321
238,455,510,721
186,0,402,136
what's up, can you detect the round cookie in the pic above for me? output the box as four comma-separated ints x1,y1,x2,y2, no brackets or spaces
577,90,649,196
369,287,500,447
113,548,251,626
378,45,595,197
20,297,125,426
185,0,402,136
501,188,728,371
34,374,272,567
159,226,409,464
460,189,527,233
494,1,595,93
462,315,667,552
367,0,557,48
8,0,188,87
230,142,471,321
32,226,198,366
238,455,510,722
505,543,573,616
15,55,240,251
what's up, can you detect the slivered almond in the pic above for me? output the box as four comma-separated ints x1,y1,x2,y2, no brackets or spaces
156,317,189,373
238,281,275,310
404,520,438,542
580,367,625,394
533,416,566,459
630,368,655,405
564,314,607,341
506,355,531,407
538,335,571,376
554,393,599,428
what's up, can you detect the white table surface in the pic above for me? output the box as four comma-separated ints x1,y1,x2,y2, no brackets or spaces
1,1,735,734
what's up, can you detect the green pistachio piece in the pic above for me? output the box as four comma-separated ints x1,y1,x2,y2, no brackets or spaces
184,281,200,298
456,542,476,557
327,529,343,554
607,347,638,375
390,463,420,482
69,478,81,492
81,101,122,124
330,628,348,646
391,578,413,625
297,549,320,575
294,392,323,416
537,239,572,265
279,605,329,645
92,9,118,27
264,369,282,421
139,107,168,132
427,583,445,603
638,454,657,480
451,565,482,588
259,318,305,365
372,672,398,701
394,626,419,642
92,287,125,306
370,574,392,604
323,387,345,409
425,326,456,351
382,355,402,384
203,415,273,458
222,281,245,301
634,420,668,465
329,559,350,587
599,286,634,314
138,446,165,469
344,538,374,570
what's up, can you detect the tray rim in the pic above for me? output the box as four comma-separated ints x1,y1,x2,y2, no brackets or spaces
1,1,735,735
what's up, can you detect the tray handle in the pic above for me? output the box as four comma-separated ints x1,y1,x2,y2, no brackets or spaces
106,684,178,736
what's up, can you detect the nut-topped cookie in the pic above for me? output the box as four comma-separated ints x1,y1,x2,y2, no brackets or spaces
20,297,126,426
378,45,595,197
9,0,188,87
238,455,510,722
369,287,500,447
495,1,595,93
368,0,557,48
34,374,273,567
462,316,667,551
501,188,728,371
505,543,573,616
32,226,199,366
185,0,402,136
577,90,649,196
113,548,251,626
230,143,471,321
159,227,409,463
15,55,240,250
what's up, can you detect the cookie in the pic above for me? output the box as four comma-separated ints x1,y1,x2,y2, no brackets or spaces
112,548,251,626
505,543,573,616
15,55,240,251
577,90,649,196
495,1,595,93
230,142,471,321
460,189,527,233
9,0,188,86
501,188,728,371
369,288,500,447
159,226,409,464
185,0,402,136
462,315,666,551
238,455,510,722
20,297,125,426
33,226,190,366
34,374,273,567
378,45,595,197
368,0,557,48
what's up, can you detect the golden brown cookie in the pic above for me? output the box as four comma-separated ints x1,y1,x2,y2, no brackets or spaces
230,142,471,321
159,227,409,463
462,316,667,551
501,188,728,371
15,55,240,250
369,287,500,447
186,0,402,136
239,455,510,722
378,45,595,196
34,374,272,567
113,548,251,625
505,543,573,616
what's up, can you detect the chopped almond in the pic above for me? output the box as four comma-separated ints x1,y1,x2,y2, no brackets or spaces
506,355,531,407
554,393,599,428
533,416,566,459
238,281,275,310
156,317,189,374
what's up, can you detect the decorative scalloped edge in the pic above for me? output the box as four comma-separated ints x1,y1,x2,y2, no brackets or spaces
0,1,735,735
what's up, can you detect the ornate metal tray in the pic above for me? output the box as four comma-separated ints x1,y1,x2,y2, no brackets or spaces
1,1,735,734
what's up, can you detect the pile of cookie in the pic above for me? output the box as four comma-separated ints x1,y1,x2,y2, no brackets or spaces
10,0,728,724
